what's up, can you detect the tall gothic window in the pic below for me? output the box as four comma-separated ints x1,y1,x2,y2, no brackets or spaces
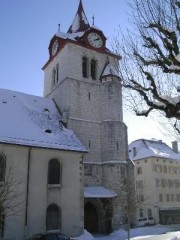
46,204,60,231
0,154,6,182
82,57,88,78
48,159,60,184
52,68,56,85
56,63,59,83
52,63,59,86
91,59,96,80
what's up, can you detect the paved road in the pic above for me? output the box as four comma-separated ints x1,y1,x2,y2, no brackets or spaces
93,230,180,240
136,231,180,240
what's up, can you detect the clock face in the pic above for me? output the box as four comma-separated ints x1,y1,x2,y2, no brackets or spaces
51,40,59,56
87,32,103,48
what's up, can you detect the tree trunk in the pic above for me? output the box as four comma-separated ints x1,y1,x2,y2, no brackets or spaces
127,213,131,240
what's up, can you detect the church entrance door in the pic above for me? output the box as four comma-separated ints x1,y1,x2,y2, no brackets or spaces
84,202,98,233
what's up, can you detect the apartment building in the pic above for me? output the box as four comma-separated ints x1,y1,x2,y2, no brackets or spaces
129,139,180,225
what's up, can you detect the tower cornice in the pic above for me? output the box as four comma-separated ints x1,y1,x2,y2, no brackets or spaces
42,37,121,70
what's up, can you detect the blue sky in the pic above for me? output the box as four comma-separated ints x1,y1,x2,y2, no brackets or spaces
0,0,173,146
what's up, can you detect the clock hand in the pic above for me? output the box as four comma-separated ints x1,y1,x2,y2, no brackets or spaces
94,38,100,41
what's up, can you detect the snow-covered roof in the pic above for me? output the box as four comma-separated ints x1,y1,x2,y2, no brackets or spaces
55,31,85,41
102,63,120,78
67,0,90,34
91,24,102,31
0,88,86,152
129,139,180,161
84,186,117,198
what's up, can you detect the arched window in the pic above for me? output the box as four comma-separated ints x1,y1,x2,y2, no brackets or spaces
48,159,60,184
82,57,88,78
91,59,96,80
0,155,6,182
46,204,60,231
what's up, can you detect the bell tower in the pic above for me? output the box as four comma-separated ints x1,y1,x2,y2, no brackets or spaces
43,0,129,233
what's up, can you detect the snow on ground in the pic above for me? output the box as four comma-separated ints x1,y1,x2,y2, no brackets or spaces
76,225,180,240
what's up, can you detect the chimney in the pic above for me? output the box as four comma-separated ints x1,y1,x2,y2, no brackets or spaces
172,141,179,153
133,147,137,157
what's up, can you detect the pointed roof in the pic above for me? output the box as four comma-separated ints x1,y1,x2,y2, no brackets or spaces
102,62,120,78
67,0,90,33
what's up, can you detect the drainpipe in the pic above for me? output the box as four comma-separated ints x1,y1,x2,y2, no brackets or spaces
24,147,32,239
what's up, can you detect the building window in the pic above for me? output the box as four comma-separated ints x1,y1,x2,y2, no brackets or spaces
148,209,152,217
166,194,170,202
52,68,56,85
56,63,59,83
163,165,167,173
0,154,6,182
159,194,163,202
139,208,143,218
169,166,173,173
176,194,180,202
82,57,88,78
48,159,60,184
155,164,162,172
136,180,143,189
116,141,119,150
137,167,142,175
46,204,60,231
168,179,174,188
52,64,59,85
175,180,179,188
137,195,144,203
161,179,167,188
156,178,160,187
171,194,174,202
91,59,96,80
84,164,92,176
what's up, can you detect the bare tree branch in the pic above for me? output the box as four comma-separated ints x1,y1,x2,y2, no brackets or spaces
113,0,180,134
0,161,24,236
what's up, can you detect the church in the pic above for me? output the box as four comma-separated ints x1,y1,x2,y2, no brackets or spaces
0,1,130,239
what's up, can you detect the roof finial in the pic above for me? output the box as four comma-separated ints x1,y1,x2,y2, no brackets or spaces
92,15,95,25
58,24,60,32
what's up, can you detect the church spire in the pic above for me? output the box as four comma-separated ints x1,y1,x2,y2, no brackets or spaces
67,0,90,33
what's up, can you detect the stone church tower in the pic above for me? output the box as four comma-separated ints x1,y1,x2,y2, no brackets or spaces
43,0,129,234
